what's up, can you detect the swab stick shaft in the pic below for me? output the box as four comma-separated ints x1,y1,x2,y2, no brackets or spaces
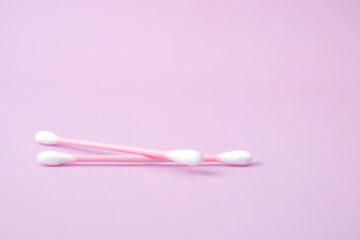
74,154,219,163
58,137,164,158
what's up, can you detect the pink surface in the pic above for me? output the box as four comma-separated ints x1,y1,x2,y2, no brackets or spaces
1,0,360,239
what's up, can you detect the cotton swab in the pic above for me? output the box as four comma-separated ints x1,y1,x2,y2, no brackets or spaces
37,150,252,166
34,131,203,165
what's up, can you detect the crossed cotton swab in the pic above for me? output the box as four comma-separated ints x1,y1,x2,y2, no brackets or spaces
35,131,203,165
35,131,252,166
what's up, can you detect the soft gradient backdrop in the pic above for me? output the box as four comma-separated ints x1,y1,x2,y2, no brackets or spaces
1,0,360,239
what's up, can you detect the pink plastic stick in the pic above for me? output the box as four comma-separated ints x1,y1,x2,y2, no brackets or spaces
74,154,219,163
58,137,166,159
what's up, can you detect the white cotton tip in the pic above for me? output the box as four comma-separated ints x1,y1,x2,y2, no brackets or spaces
167,150,203,165
37,151,75,166
218,150,252,165
34,131,59,145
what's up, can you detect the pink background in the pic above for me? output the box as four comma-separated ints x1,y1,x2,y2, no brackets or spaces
1,0,360,239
